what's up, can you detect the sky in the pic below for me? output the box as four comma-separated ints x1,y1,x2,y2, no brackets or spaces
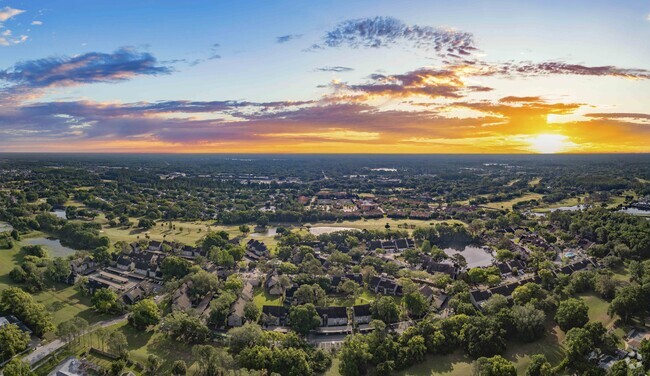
0,0,649,153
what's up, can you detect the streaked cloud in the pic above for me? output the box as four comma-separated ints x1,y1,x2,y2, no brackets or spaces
316,66,354,72
276,34,302,43
0,47,171,89
31,20,43,26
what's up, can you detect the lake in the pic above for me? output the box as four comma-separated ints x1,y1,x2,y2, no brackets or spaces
23,237,77,258
309,226,359,235
444,245,495,268
0,221,13,232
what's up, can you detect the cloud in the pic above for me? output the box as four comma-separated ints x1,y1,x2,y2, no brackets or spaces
330,67,491,100
0,47,171,97
276,34,302,43
495,61,650,79
316,66,354,72
499,96,544,103
31,20,42,26
0,6,24,22
586,112,650,120
310,17,476,59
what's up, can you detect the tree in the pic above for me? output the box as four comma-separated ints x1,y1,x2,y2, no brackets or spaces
110,360,126,376
171,360,188,375
0,287,52,336
146,354,162,375
289,304,321,335
160,311,211,344
525,354,553,376
91,288,121,314
294,284,326,306
608,285,645,323
192,345,233,376
243,301,260,323
227,323,265,353
138,218,155,230
46,257,72,283
339,334,372,376
338,280,361,300
472,355,516,376
371,296,400,324
160,256,191,280
512,283,546,307
511,304,546,342
129,299,161,330
239,224,250,235
0,324,30,360
564,327,593,362
461,316,507,358
188,270,219,299
609,360,628,376
106,330,129,359
555,298,589,332
2,358,35,376
403,291,429,318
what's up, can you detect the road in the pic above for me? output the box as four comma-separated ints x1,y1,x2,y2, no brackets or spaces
24,314,128,367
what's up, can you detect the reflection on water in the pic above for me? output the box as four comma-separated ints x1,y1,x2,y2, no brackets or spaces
24,237,77,258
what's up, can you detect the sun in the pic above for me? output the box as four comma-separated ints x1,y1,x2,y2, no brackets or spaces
526,134,576,154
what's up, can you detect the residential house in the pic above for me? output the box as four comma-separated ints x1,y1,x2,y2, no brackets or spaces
352,304,372,325
316,306,348,327
228,282,254,327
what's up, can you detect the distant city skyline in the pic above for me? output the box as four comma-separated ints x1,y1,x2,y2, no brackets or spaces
1,1,649,153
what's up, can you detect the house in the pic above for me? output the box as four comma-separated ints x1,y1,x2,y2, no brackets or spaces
352,304,372,324
261,305,289,326
265,270,285,296
0,315,32,334
228,282,254,327
370,275,403,296
116,256,134,271
245,239,269,261
172,281,193,312
67,257,97,284
316,306,348,327
148,240,162,252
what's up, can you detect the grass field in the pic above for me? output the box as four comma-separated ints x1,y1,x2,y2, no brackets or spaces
105,321,199,375
482,192,544,210
253,288,283,308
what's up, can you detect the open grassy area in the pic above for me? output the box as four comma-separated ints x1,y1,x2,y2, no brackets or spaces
482,192,544,210
253,288,283,308
327,289,399,307
104,321,199,375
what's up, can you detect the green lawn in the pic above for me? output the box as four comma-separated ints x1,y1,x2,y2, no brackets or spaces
483,192,544,210
105,321,199,375
253,288,283,308
327,290,399,307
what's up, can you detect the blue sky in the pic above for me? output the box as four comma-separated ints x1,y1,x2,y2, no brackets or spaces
0,0,649,152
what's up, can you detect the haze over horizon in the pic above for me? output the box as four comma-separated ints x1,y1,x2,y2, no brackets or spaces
1,1,649,154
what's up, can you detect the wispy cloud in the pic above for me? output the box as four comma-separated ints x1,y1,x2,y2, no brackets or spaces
316,66,354,72
276,34,302,43
309,17,476,59
31,20,42,26
0,6,24,22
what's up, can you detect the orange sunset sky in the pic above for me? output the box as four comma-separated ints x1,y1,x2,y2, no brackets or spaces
1,1,649,153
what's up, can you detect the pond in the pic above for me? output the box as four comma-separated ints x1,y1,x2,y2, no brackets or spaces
444,246,495,268
250,227,278,238
619,207,650,216
0,221,13,232
308,226,359,235
548,205,585,212
23,237,77,258
50,209,67,219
